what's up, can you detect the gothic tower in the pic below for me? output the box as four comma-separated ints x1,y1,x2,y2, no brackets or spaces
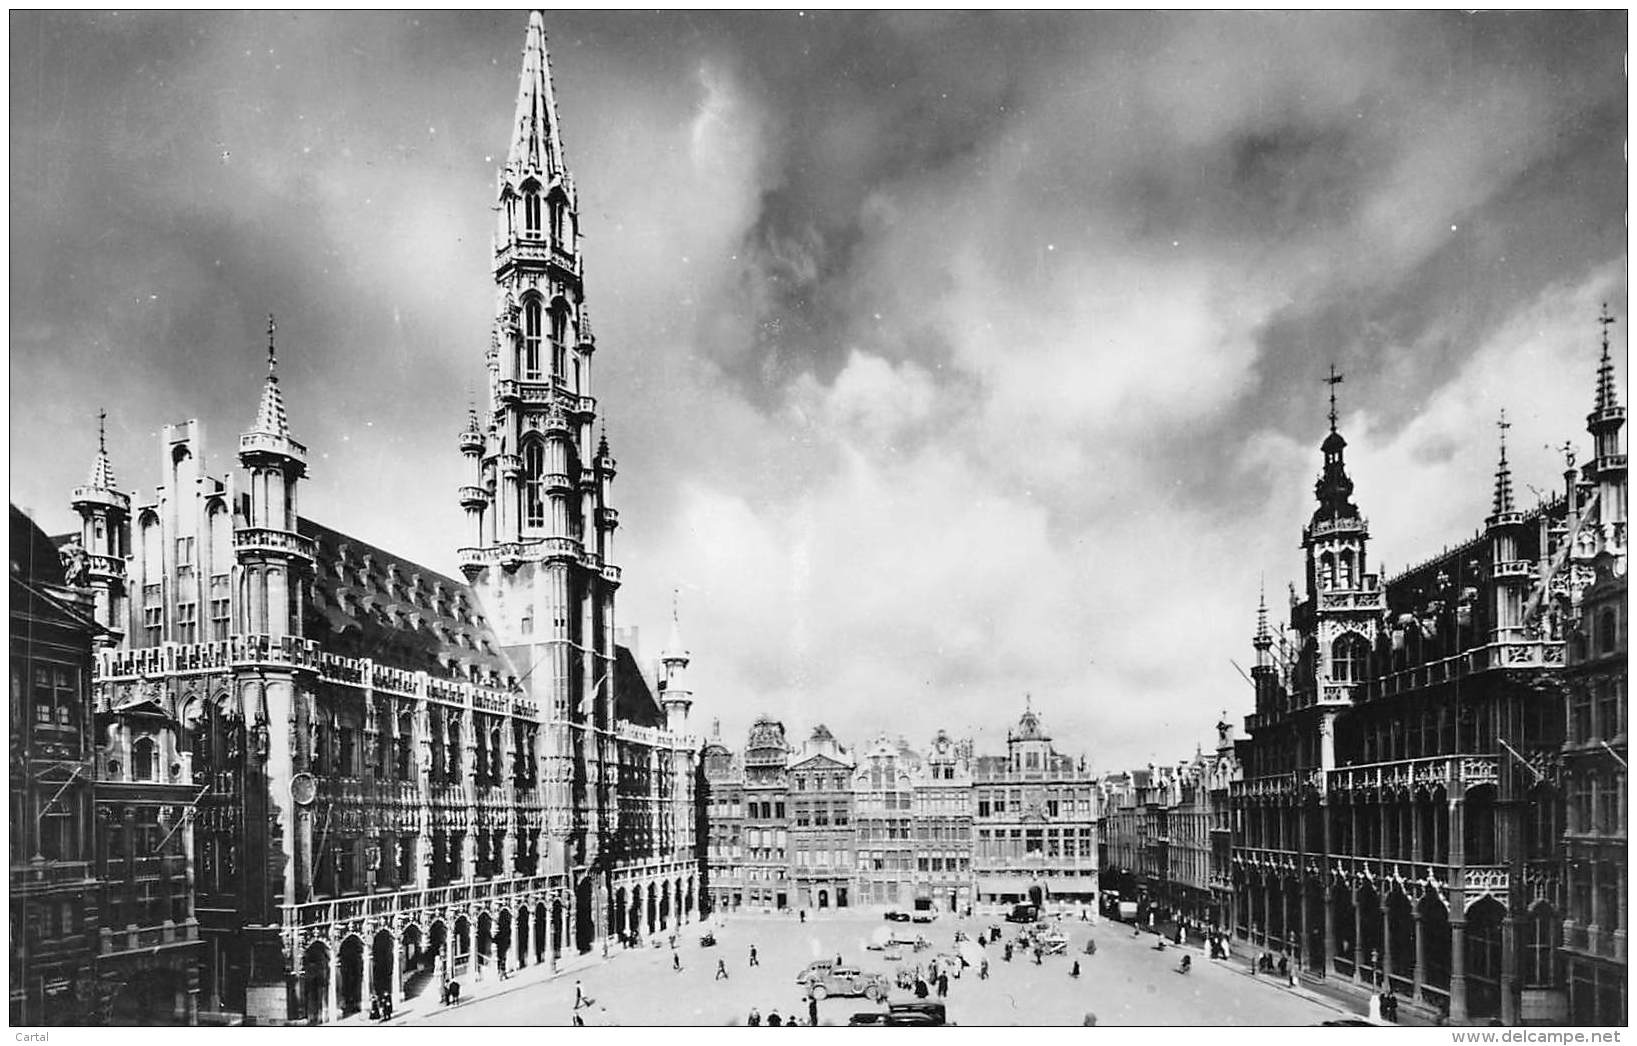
234,315,312,1014
458,10,619,894
1485,411,1531,642
1302,369,1382,771
659,596,693,736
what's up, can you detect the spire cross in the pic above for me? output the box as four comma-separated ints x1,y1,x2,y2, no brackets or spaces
1323,364,1344,432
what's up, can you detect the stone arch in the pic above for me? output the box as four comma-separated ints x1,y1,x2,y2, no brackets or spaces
1356,881,1383,984
477,910,494,973
371,929,395,1006
337,934,366,1017
615,886,628,940
1418,890,1451,995
1385,886,1415,992
551,898,564,960
646,884,657,935
301,940,332,1024
494,908,513,970
454,914,472,975
515,905,530,969
534,901,549,963
1330,882,1357,976
400,923,433,1001
1464,895,1507,1021
574,877,595,954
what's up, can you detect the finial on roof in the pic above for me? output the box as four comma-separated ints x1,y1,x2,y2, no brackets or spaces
1324,363,1344,433
249,313,293,440
1595,303,1620,414
86,409,118,490
1492,409,1515,515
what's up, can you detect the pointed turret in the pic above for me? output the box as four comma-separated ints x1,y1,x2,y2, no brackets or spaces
1585,304,1627,555
71,409,131,644
237,314,311,640
1252,583,1273,666
506,10,566,178
660,590,693,733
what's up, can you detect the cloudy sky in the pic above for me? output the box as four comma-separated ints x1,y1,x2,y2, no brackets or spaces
11,10,1626,770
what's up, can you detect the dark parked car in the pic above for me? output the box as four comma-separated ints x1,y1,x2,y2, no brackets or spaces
886,1002,947,1026
848,1012,891,1026
884,910,911,922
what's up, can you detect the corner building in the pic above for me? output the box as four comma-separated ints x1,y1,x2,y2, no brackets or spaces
1232,316,1625,1025
62,12,704,1024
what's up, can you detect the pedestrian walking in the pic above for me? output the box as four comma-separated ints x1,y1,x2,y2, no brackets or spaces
716,958,729,980
1070,961,1081,978
673,952,682,972
750,944,759,967
808,995,819,1027
768,1010,783,1027
937,973,949,998
574,981,587,1009
370,995,382,1021
800,909,807,924
914,977,929,999
979,958,989,980
572,1013,585,1027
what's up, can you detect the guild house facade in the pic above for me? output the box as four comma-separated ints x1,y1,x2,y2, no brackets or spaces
37,13,707,1025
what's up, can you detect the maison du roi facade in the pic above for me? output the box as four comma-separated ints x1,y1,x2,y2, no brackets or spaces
11,13,706,1025
1100,319,1625,1027
700,706,1101,917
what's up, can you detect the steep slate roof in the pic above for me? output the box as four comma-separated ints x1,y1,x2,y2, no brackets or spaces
301,517,516,682
613,643,663,728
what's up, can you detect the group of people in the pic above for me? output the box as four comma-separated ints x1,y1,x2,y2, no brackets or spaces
368,991,396,1020
1370,989,1401,1023
745,1002,817,1027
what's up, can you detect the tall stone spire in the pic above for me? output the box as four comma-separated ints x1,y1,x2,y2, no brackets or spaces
1491,409,1515,516
251,313,292,440
507,10,566,177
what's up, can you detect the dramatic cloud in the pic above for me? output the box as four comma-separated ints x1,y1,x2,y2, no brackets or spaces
11,11,1625,770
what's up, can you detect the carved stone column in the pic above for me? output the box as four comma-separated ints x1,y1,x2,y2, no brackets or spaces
1413,908,1426,1003
1499,913,1517,1026
1449,913,1468,1024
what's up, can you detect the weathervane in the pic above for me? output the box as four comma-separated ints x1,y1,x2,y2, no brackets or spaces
1324,364,1344,432
97,408,107,453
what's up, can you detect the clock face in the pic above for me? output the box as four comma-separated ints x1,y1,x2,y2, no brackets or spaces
291,772,317,806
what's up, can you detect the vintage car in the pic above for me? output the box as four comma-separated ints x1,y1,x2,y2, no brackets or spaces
884,910,912,922
848,1012,891,1026
884,1002,948,1026
796,964,891,1002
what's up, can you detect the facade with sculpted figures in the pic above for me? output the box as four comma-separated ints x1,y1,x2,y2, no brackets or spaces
51,12,705,1025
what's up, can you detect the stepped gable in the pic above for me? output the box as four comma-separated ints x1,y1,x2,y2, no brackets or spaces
613,642,663,728
300,517,517,682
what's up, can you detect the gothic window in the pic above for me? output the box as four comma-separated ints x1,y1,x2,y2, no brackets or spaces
1524,906,1557,986
1331,632,1369,683
523,440,546,530
550,305,568,381
1338,549,1355,589
523,187,542,237
1319,552,1336,590
522,298,543,379
1599,609,1618,655
549,195,565,244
